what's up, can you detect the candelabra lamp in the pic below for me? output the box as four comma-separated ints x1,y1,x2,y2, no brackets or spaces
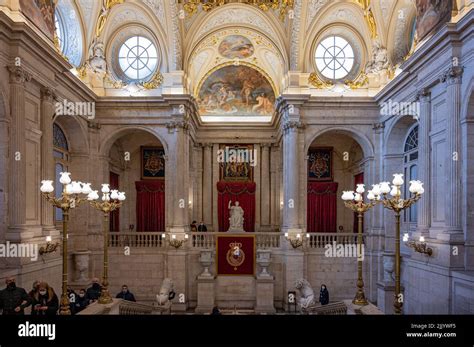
341,185,378,306
40,173,92,315
403,234,432,256
372,174,424,314
163,233,189,249
284,231,309,249
87,185,126,304
39,236,60,255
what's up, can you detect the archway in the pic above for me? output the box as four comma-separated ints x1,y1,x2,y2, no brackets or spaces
105,128,167,233
306,130,366,234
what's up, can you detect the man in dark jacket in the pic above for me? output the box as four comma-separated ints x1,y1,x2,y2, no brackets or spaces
116,285,136,302
197,221,207,232
0,277,31,315
74,289,89,314
85,278,102,303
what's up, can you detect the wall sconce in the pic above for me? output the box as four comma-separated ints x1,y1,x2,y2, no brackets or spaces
39,236,59,255
188,200,192,208
163,233,189,249
284,231,309,249
403,233,432,256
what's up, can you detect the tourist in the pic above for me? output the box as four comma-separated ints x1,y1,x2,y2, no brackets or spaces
190,221,197,232
28,280,41,299
0,277,31,315
319,284,329,305
197,221,207,232
74,289,89,314
31,282,59,316
85,278,102,303
116,285,136,302
211,306,221,315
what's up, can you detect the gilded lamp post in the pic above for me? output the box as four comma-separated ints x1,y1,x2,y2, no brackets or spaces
341,185,377,306
87,184,126,304
40,173,92,315
374,174,424,314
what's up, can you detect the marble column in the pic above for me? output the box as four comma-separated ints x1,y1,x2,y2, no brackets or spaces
417,89,431,235
442,66,463,233
282,120,302,230
40,87,56,234
6,66,31,241
202,143,213,227
260,143,271,228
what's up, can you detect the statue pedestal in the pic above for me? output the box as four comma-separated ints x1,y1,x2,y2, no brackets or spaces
255,276,275,314
195,276,216,314
227,228,245,233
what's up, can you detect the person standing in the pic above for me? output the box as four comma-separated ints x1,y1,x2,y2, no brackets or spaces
31,282,59,316
197,221,207,232
319,284,329,305
116,285,136,302
0,277,31,315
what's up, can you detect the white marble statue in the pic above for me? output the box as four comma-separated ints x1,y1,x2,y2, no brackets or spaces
228,200,244,232
88,41,107,74
156,278,175,306
295,278,316,311
365,38,389,74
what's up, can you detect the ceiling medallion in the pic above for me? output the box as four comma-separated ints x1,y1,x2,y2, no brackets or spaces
178,0,294,20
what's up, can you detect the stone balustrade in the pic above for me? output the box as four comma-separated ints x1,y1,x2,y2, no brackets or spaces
108,232,365,250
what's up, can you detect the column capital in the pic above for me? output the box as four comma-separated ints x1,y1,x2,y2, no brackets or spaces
166,120,189,132
282,120,303,133
261,143,272,149
441,66,464,85
40,87,56,102
372,122,385,133
8,66,32,85
416,88,431,102
199,142,213,149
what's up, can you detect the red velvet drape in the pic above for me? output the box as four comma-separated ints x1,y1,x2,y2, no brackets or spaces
353,173,364,233
217,181,256,232
109,172,119,232
135,181,165,232
307,182,338,233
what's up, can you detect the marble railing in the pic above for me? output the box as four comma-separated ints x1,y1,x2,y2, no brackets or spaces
108,232,364,249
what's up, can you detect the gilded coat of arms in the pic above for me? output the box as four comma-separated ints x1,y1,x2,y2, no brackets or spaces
226,242,245,270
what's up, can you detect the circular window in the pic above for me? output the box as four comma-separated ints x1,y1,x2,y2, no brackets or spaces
315,36,355,81
118,36,158,81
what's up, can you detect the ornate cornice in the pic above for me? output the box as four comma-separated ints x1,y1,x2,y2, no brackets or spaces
8,66,32,85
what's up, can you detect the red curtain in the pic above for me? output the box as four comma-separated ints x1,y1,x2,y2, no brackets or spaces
135,181,165,232
353,173,364,233
109,172,120,232
307,182,338,233
217,181,256,232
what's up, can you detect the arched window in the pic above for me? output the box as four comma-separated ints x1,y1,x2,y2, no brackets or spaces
315,35,355,81
403,125,418,224
53,123,69,222
54,0,83,67
118,36,158,82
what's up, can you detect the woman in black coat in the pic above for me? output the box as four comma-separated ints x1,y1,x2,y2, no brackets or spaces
319,284,329,305
31,282,59,316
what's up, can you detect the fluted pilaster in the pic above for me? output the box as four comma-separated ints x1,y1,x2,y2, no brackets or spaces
417,89,431,234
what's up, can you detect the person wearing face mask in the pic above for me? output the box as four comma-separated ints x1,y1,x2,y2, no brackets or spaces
116,285,136,302
31,282,59,316
67,287,77,315
74,289,89,313
0,277,31,315
28,280,41,299
319,284,329,306
85,278,102,303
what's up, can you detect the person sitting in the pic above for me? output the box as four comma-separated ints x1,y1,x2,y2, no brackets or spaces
116,285,136,302
197,221,207,232
85,278,102,303
31,282,59,316
0,277,31,315
74,289,89,314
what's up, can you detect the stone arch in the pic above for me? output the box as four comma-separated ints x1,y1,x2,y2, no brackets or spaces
53,115,89,154
99,126,168,158
306,126,374,159
384,115,417,157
